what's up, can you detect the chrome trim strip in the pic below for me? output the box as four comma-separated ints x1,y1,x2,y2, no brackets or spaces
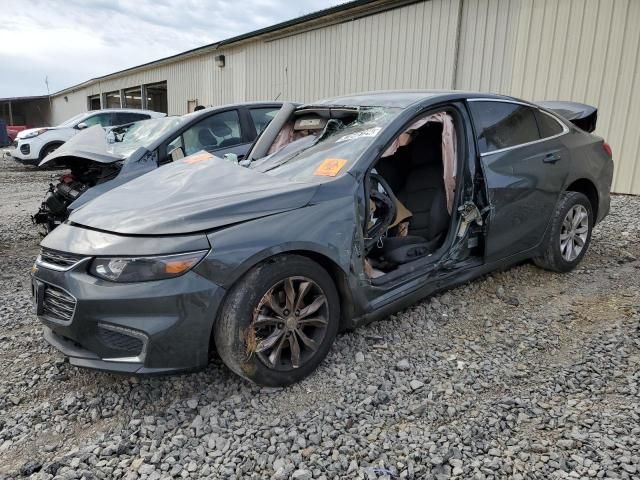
467,98,570,157
99,323,149,364
478,130,569,157
467,97,534,107
36,255,90,272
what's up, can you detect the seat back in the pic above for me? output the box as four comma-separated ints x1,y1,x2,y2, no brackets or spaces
397,124,449,240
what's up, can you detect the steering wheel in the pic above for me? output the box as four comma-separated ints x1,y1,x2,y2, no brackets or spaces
365,173,397,253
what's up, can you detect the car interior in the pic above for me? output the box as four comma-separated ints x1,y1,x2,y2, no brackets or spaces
258,106,462,280
363,110,459,278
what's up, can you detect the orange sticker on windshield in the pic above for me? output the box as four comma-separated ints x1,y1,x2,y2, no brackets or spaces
184,152,214,164
314,158,347,177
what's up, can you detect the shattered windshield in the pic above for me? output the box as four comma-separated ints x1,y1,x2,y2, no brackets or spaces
57,112,87,127
250,107,401,182
117,116,185,148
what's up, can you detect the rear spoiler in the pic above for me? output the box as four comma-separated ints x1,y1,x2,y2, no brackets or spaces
536,101,597,133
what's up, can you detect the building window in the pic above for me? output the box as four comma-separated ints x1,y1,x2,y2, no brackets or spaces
145,81,167,114
123,87,142,109
88,95,101,110
105,91,121,109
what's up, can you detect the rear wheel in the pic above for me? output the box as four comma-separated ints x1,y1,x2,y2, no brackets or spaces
214,255,340,386
533,191,593,272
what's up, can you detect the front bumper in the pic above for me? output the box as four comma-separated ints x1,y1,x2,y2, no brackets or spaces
32,257,226,374
12,139,41,164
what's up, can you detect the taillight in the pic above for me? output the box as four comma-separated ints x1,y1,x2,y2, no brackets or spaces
602,142,612,158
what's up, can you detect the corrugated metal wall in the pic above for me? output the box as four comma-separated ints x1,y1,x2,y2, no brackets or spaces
244,0,460,101
50,0,640,194
456,0,640,195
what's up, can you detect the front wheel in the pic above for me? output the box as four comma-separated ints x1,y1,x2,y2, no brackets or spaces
39,143,62,165
214,255,340,386
533,191,593,272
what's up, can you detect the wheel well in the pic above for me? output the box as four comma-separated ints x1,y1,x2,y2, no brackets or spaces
39,141,64,160
209,250,356,356
566,179,598,219
288,250,356,332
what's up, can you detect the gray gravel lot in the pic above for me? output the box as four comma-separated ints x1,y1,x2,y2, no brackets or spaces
0,155,639,479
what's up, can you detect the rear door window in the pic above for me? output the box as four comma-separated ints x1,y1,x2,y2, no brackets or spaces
469,101,540,154
249,107,280,135
535,110,565,138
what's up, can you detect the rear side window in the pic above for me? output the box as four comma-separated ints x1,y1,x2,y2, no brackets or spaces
249,108,279,135
114,112,151,125
535,110,565,138
469,101,540,154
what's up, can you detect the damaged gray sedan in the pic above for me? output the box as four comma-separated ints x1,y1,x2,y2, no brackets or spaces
32,91,613,386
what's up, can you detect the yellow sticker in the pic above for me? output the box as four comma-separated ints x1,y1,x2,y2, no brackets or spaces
184,152,214,164
314,158,348,177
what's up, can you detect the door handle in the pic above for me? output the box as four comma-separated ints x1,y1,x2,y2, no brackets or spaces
543,153,561,164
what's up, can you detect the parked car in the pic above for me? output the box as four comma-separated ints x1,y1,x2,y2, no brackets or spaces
32,91,612,386
10,109,165,166
32,102,283,232
7,125,29,143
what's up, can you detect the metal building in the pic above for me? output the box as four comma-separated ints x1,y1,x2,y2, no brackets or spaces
42,0,640,194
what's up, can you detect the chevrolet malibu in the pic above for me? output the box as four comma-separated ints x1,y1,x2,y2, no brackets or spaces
32,91,613,386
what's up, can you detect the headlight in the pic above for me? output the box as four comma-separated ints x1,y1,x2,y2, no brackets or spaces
21,128,49,139
89,251,207,282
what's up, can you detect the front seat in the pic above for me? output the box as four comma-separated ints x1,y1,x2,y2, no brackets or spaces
198,128,218,149
211,122,237,148
380,125,450,265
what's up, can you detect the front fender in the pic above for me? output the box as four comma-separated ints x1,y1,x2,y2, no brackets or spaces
196,195,358,288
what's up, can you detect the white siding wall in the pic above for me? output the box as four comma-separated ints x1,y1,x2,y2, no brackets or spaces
50,0,640,194
457,0,640,195
243,0,460,101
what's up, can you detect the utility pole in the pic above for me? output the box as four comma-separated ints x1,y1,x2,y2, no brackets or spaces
45,76,53,125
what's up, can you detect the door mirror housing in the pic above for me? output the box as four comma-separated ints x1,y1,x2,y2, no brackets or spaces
168,145,185,162
76,122,88,130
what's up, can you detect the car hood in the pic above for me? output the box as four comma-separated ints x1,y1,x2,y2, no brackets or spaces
69,152,319,235
17,126,65,138
39,125,134,166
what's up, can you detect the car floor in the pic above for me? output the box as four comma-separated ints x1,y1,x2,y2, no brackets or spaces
1,155,639,478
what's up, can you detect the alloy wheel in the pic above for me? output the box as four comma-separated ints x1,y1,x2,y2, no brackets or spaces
251,276,329,371
560,204,589,262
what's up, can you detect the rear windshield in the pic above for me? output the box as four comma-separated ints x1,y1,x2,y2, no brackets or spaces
250,107,400,182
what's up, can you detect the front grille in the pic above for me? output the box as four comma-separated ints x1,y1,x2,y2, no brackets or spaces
98,326,144,356
42,285,76,323
39,248,86,270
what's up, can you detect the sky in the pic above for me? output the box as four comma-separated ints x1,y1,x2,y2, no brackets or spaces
0,0,342,98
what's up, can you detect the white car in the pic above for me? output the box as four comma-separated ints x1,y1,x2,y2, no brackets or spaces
11,109,166,166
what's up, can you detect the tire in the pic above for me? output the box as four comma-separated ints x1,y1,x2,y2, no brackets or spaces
39,143,62,163
533,191,593,273
214,255,340,386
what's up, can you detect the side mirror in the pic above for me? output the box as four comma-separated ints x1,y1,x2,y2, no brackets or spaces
168,146,185,162
223,152,239,164
76,122,88,130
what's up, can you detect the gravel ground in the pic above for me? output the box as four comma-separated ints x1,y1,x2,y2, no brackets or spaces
0,155,639,480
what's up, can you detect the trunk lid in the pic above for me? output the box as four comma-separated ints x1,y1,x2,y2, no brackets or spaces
536,101,598,133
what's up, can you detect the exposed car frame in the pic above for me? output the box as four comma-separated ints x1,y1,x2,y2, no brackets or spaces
31,90,613,386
